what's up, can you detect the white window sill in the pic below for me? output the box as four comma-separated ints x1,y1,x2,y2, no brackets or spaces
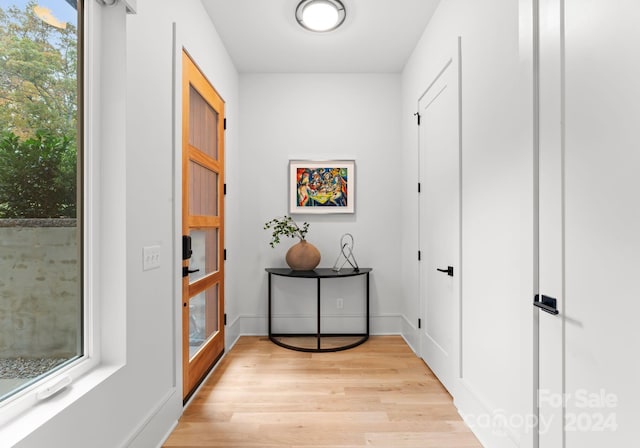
0,362,124,447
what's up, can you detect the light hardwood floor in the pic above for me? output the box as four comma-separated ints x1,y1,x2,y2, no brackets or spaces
163,336,482,448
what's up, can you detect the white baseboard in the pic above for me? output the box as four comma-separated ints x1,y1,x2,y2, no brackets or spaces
225,314,242,349
227,313,405,338
454,379,521,448
400,314,419,354
154,419,178,448
123,388,180,448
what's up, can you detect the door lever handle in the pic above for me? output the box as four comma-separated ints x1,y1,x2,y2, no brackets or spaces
182,267,200,277
534,294,559,315
436,266,454,277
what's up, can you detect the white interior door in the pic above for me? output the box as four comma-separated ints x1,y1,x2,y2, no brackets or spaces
538,1,640,446
537,0,564,444
418,51,460,394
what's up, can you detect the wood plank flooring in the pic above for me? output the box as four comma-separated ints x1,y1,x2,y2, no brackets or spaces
163,336,482,448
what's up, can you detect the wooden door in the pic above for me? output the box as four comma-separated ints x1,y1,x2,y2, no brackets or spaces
537,1,640,445
182,50,225,400
418,49,461,394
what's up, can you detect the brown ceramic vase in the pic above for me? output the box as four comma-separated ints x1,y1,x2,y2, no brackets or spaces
285,240,321,271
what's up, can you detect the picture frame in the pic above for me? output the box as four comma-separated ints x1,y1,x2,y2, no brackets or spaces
289,160,355,214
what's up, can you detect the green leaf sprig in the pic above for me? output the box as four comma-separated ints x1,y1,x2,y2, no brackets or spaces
263,216,310,248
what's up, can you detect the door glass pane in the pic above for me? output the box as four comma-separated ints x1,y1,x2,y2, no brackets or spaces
189,85,218,160
189,161,218,217
188,228,218,284
0,0,82,403
188,284,219,360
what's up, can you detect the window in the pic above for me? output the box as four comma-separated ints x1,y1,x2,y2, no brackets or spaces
0,0,82,403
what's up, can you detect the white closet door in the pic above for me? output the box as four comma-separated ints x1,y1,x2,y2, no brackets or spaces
418,48,460,394
538,1,640,446
537,0,564,444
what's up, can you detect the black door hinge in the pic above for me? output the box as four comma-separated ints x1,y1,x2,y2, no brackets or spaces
418,318,422,329
224,249,227,261
418,183,421,193
224,313,227,326
414,112,421,126
418,250,422,261
223,118,227,130
224,183,227,195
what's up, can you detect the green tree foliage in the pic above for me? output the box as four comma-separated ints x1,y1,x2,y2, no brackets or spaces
0,130,76,218
0,1,78,218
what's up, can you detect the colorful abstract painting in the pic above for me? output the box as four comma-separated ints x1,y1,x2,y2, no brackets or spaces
289,160,355,214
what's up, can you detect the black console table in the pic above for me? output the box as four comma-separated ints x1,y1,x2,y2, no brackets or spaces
266,268,372,352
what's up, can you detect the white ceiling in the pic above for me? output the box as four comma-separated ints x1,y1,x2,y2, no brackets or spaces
201,0,441,73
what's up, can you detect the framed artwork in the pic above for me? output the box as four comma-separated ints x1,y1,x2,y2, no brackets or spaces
289,160,355,214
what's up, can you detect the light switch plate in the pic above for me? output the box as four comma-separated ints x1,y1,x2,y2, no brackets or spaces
143,245,161,271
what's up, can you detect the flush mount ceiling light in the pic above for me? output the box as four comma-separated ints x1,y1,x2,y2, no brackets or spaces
296,0,346,33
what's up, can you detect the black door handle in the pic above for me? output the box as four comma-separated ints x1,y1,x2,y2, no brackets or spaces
182,267,200,277
437,266,454,277
182,235,192,260
534,294,559,315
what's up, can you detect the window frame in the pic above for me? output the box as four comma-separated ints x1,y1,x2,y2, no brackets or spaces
0,1,129,443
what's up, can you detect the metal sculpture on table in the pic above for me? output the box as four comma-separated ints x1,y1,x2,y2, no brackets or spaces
332,233,359,272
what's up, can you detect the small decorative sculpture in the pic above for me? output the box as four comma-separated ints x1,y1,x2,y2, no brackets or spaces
332,233,359,272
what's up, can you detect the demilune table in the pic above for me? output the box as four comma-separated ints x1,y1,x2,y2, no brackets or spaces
266,267,372,352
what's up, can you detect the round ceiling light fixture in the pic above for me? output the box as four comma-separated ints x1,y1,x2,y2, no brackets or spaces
296,0,346,33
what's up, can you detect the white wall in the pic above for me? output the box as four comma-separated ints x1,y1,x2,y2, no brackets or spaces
401,1,535,447
234,74,403,336
13,0,239,446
